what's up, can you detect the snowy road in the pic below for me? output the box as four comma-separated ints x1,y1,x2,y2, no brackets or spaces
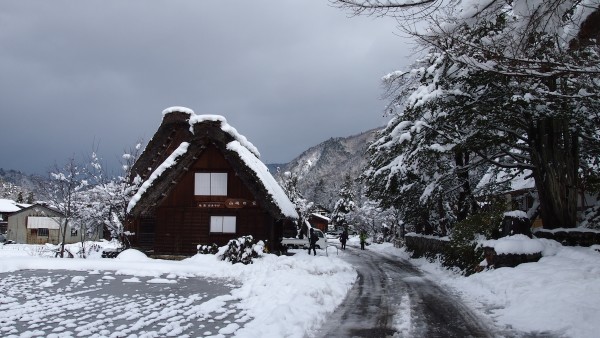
315,245,495,338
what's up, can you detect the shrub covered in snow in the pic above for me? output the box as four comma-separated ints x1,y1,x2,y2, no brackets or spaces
216,235,265,265
197,243,219,255
442,210,502,275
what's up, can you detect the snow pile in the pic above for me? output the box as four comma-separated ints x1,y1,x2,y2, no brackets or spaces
370,240,600,338
227,140,299,219
479,234,545,255
219,252,356,337
127,142,189,213
115,249,149,261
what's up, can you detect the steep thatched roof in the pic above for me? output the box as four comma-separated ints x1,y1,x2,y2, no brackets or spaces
127,107,298,220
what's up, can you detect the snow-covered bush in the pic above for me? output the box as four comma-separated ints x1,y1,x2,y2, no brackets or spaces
581,204,600,230
197,243,219,255
216,235,265,265
442,210,502,275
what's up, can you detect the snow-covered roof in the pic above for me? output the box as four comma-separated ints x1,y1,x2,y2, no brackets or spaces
6,204,65,218
128,108,298,220
227,141,298,219
162,107,260,158
0,199,22,213
310,213,331,222
127,142,189,213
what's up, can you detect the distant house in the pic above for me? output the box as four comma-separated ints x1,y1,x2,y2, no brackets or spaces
307,213,330,232
6,204,77,244
126,107,299,256
0,199,30,234
477,169,598,228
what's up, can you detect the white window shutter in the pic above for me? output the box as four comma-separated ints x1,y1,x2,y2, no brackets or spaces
195,173,211,195
210,216,223,233
222,216,236,233
211,173,228,196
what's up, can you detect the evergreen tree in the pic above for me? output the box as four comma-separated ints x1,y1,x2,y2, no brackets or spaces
364,3,600,230
331,174,356,229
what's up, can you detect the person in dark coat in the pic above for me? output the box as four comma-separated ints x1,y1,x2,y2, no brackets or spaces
308,228,318,256
340,229,348,250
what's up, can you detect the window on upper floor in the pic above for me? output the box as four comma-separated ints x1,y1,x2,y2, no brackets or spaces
195,173,228,196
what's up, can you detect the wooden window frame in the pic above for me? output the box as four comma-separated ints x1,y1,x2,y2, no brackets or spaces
194,172,228,196
209,216,236,234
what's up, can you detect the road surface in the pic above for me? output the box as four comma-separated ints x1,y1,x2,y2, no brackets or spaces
315,245,525,338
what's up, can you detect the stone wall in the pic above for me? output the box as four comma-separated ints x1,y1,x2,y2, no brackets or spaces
534,229,600,247
405,234,450,259
482,247,542,268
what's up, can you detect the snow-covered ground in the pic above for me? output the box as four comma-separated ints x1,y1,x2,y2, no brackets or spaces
369,239,600,338
0,242,356,338
2,237,599,337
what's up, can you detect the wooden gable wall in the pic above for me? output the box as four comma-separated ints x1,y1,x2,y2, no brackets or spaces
139,143,279,255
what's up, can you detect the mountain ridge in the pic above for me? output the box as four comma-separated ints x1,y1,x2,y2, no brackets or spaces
276,128,381,209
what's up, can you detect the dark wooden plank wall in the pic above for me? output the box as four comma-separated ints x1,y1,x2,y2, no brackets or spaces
152,144,276,255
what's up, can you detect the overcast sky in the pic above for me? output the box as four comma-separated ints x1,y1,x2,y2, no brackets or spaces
0,0,416,175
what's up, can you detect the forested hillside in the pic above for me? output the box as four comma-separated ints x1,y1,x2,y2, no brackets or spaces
275,128,379,210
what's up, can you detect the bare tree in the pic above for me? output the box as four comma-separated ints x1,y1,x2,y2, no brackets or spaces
45,157,88,258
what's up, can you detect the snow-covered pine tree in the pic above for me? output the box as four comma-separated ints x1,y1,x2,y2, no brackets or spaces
419,4,600,229
331,174,356,229
362,1,600,230
278,170,312,237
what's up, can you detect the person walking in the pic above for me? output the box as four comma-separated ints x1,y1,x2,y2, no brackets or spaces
340,229,348,250
308,228,318,256
359,231,367,250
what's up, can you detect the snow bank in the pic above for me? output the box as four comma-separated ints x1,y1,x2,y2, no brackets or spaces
479,234,545,255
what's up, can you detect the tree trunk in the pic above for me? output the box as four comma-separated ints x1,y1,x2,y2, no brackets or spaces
529,118,578,229
455,150,478,222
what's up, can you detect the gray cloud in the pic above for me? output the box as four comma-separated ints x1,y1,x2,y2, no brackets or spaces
0,0,416,175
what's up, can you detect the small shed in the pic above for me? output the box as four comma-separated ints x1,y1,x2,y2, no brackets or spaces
126,107,298,255
6,204,76,244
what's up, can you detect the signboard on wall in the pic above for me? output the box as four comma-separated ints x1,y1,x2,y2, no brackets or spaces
197,199,257,209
